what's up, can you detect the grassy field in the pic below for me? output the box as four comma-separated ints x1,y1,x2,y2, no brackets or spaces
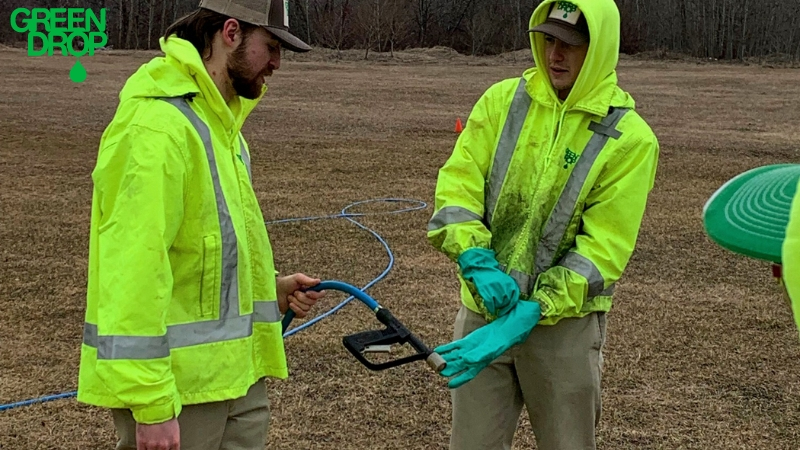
1,45,799,449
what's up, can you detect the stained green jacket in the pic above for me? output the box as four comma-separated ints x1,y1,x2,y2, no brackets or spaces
77,36,287,424
427,0,659,324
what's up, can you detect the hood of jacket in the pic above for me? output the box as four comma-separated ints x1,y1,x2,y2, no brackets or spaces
118,35,265,134
525,0,635,115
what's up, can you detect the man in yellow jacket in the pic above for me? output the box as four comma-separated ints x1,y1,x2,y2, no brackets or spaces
428,0,659,448
783,183,800,337
77,1,326,449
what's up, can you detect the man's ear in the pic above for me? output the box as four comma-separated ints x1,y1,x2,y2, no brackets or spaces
220,18,244,48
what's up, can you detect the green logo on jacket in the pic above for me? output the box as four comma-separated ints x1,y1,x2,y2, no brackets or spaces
563,148,579,169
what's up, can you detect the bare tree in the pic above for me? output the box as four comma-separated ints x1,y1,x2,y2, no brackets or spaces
353,0,379,59
161,0,168,36
383,0,410,57
311,0,353,56
147,0,155,49
125,0,135,49
463,0,492,56
415,0,431,46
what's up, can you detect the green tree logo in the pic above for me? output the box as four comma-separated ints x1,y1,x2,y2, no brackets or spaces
557,1,578,19
563,148,579,169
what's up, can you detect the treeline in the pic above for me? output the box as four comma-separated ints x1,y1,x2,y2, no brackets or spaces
2,0,799,60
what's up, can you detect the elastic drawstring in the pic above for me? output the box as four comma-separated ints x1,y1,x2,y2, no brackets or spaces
545,103,567,166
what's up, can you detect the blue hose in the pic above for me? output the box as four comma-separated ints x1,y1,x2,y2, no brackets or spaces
0,392,77,412
0,198,426,412
279,198,425,337
281,280,380,332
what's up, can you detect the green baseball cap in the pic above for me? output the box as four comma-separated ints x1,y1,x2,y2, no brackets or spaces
703,164,800,264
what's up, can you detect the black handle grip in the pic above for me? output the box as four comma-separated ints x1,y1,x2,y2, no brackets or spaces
278,281,446,373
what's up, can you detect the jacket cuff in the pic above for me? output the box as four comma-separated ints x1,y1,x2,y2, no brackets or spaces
532,288,555,318
131,397,182,425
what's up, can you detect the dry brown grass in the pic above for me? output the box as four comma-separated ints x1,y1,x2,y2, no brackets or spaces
1,45,799,449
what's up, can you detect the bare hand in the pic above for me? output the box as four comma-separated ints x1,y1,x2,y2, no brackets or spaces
136,418,180,450
276,273,326,318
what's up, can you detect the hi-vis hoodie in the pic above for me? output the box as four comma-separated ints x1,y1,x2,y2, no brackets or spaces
428,0,660,324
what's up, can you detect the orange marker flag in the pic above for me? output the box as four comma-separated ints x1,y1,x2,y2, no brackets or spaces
455,117,464,133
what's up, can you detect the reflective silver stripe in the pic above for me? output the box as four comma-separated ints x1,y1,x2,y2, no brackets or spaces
239,134,252,181
86,302,282,359
509,269,531,296
499,264,532,295
485,78,530,228
600,284,615,296
534,108,629,275
500,263,615,300
558,252,605,298
82,96,286,360
167,315,252,348
428,206,483,232
98,335,169,360
254,300,281,323
83,322,96,347
84,324,170,360
161,97,240,319
588,121,622,139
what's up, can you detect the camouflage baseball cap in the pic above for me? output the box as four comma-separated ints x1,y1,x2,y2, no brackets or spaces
199,0,311,52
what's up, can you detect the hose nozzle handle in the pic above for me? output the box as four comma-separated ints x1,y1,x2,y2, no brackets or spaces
426,352,447,373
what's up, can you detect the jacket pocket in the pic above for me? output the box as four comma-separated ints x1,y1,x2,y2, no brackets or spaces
199,235,221,317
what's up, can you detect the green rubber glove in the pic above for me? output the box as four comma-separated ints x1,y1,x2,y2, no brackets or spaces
457,248,520,318
435,300,541,389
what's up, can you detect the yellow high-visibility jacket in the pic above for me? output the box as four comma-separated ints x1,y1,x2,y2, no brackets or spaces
77,36,286,424
428,0,660,325
781,179,800,338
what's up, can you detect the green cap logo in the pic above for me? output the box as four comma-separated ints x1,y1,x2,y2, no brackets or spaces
10,8,108,83
556,1,579,19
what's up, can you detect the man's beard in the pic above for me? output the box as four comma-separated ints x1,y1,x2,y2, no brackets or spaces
227,40,264,100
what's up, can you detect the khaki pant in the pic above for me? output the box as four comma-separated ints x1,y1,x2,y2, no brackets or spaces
112,379,270,450
449,306,606,450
